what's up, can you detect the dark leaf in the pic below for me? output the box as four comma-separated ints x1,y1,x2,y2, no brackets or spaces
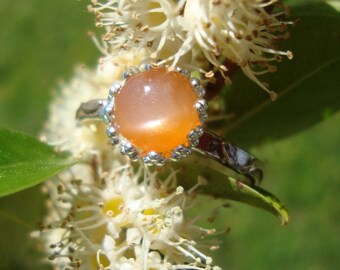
214,3,340,148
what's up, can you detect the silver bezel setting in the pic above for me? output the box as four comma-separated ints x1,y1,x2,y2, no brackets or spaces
103,65,208,166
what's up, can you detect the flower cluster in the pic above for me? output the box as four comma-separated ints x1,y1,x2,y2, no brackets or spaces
89,0,293,94
40,163,220,270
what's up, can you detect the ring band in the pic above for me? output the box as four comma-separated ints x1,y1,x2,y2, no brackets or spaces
195,130,263,184
76,65,263,183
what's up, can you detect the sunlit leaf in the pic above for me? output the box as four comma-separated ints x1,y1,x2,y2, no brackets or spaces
164,155,289,225
0,127,75,197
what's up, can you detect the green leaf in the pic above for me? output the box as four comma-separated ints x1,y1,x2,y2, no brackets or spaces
165,155,289,225
216,2,340,148
0,127,75,197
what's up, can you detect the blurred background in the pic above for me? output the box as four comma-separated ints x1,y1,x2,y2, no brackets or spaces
0,0,339,269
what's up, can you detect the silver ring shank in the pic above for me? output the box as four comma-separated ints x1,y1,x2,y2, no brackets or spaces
76,99,263,183
76,99,107,121
194,130,263,184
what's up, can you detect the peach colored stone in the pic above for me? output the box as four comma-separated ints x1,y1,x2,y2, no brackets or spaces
113,68,200,157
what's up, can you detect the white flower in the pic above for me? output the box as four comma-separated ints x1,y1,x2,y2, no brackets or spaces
89,0,186,56
182,0,293,96
38,164,221,270
89,0,293,95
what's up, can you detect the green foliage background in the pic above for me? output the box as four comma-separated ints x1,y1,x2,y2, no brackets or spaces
0,0,339,269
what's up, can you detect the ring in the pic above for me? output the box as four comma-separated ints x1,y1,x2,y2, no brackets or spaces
76,65,263,183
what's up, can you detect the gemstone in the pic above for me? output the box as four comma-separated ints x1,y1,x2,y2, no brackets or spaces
113,68,201,157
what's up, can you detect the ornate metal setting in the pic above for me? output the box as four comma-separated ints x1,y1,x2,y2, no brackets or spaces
78,64,208,166
76,65,263,184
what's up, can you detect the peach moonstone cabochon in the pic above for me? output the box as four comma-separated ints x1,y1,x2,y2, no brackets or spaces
113,68,201,157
